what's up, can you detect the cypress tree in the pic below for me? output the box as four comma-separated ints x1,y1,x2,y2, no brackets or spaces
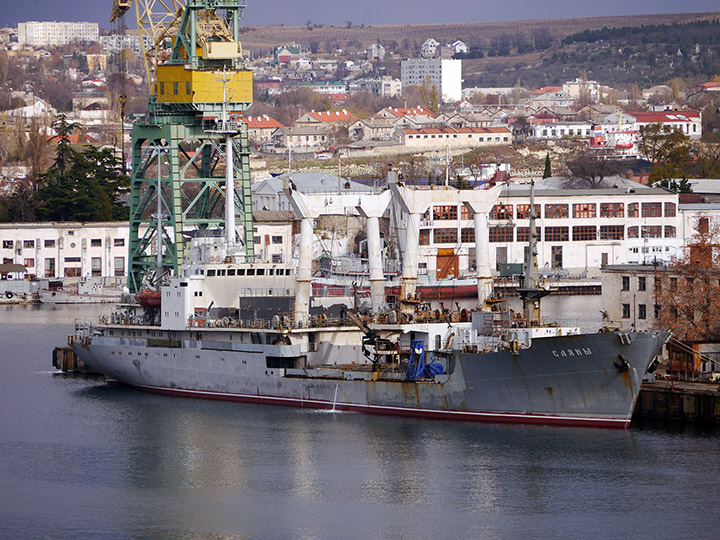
542,153,552,179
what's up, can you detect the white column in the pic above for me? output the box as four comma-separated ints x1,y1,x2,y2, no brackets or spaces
474,211,492,304
366,216,384,313
225,135,235,249
400,212,421,308
294,217,313,326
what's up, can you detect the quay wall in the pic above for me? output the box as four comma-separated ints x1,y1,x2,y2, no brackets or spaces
636,382,720,424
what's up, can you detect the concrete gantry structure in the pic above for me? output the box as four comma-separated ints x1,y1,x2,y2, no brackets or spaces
285,184,390,322
463,198,496,305
390,173,504,310
353,191,392,313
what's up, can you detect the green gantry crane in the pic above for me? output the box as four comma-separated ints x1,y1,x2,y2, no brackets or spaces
110,0,254,292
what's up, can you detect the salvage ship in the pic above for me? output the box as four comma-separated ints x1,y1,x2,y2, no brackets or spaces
71,173,668,428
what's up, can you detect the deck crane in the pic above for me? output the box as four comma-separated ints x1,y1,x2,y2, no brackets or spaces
110,0,254,292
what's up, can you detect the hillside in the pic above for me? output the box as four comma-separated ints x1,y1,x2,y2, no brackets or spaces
462,18,720,88
239,12,720,52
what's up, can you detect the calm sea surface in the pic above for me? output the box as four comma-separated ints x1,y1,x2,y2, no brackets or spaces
1,303,720,540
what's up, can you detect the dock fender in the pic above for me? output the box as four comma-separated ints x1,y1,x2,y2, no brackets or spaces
647,357,661,373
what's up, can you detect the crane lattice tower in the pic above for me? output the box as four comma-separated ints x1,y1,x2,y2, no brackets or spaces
111,0,254,292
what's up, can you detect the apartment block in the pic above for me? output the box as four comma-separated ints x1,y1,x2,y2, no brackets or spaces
18,21,99,47
400,59,462,103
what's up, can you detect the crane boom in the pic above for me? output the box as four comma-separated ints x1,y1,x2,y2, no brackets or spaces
110,0,132,22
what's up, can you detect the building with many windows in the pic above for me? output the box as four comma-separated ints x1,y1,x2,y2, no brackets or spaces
389,177,720,281
100,33,151,55
396,126,512,151
400,59,462,103
0,222,130,280
601,264,663,332
18,21,99,47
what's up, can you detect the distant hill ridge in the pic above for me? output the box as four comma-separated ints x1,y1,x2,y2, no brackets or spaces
241,12,720,48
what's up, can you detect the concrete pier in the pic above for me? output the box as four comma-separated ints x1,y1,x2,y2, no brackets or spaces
635,381,720,424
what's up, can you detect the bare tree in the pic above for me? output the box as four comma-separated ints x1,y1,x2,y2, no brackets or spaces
399,155,428,182
26,118,51,191
657,215,720,341
564,150,628,188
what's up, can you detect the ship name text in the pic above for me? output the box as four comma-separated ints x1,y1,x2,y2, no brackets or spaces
552,348,593,358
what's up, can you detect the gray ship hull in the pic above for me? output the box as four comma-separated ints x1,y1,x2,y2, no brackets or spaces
73,328,667,429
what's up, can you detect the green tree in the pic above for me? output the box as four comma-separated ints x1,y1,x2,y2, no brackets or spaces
638,123,692,183
50,113,82,175
542,153,552,178
651,178,693,193
35,143,128,222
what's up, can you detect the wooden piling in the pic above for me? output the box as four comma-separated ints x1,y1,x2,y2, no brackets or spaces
52,345,88,373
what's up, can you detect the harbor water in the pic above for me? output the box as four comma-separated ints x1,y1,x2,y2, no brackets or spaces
1,303,720,540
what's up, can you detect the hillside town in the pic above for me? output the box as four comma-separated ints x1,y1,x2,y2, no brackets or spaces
1,17,720,384
6,6,720,540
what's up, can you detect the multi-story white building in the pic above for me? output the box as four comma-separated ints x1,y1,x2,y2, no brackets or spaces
18,21,99,47
389,177,705,281
531,121,594,140
350,76,402,98
604,110,703,140
365,43,386,61
401,58,462,103
448,40,469,54
0,222,130,280
420,39,440,58
562,78,602,103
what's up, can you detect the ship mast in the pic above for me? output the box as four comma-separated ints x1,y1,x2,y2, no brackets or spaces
518,179,550,326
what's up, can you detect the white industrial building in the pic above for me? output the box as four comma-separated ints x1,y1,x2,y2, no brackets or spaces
389,177,720,281
531,121,594,140
18,21,99,47
0,215,298,282
0,222,129,280
401,59,462,103
6,179,719,289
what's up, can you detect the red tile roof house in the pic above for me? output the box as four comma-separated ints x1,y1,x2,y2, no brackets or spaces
242,115,284,143
694,81,720,94
295,110,360,130
626,110,703,140
373,106,436,120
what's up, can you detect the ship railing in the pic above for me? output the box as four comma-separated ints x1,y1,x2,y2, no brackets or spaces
191,312,359,332
239,287,294,297
74,318,95,339
300,184,387,196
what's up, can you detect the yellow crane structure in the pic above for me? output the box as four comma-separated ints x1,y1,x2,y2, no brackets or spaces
110,0,254,292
